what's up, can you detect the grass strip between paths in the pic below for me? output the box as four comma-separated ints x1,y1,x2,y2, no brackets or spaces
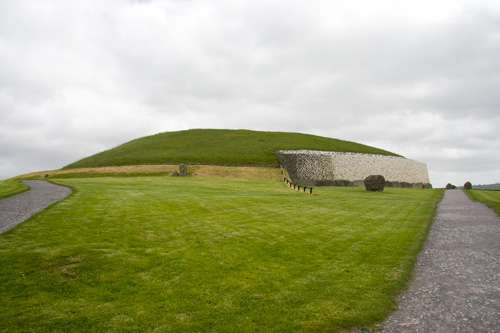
464,189,500,217
0,180,30,200
0,177,443,332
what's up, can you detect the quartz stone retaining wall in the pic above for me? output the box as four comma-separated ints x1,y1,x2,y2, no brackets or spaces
276,150,432,188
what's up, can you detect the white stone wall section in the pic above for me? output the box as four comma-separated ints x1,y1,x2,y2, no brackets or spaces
276,150,431,186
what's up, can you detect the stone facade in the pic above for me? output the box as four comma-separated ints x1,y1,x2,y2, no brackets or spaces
276,150,432,188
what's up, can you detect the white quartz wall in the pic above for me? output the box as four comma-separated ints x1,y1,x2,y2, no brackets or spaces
278,150,430,183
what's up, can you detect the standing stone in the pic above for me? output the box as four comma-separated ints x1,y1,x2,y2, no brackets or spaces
364,175,386,192
464,181,472,190
179,164,188,177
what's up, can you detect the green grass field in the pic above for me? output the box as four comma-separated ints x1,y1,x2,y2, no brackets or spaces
464,190,500,217
63,129,400,169
0,180,29,200
0,177,443,332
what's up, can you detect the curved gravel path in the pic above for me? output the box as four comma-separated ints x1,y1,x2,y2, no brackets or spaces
381,190,500,332
0,180,72,234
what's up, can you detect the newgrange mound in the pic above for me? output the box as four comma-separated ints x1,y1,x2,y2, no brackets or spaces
63,129,399,169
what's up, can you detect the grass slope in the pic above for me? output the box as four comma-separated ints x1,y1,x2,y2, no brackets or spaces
11,165,282,181
464,190,500,217
0,177,443,332
0,180,29,199
63,129,400,169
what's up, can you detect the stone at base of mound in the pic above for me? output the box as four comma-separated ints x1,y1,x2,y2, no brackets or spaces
386,181,433,189
315,179,353,187
293,179,432,189
364,175,386,192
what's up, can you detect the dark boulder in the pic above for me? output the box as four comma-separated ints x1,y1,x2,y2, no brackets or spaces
464,181,472,190
364,175,386,192
171,171,179,177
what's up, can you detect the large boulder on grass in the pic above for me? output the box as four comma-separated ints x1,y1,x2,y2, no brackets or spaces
464,181,472,190
364,175,386,192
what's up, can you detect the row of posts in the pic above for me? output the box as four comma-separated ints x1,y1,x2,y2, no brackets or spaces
280,166,313,194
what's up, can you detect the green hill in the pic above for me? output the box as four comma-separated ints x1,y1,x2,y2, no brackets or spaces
63,129,400,169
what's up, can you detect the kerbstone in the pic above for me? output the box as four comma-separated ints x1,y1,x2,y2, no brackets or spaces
364,175,386,192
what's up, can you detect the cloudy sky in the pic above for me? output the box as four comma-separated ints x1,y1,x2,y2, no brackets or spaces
1,0,499,187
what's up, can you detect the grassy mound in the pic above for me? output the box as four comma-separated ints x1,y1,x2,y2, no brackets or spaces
63,129,400,169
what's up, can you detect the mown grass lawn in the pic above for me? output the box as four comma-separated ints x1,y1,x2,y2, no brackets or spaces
464,189,500,216
0,177,443,332
0,180,29,200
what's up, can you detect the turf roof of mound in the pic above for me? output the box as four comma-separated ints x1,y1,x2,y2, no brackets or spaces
63,129,400,169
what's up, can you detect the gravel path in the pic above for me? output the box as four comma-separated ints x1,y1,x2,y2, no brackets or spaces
381,189,500,332
0,180,72,234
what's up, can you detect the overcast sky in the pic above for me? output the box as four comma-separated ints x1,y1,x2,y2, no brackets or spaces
1,0,499,187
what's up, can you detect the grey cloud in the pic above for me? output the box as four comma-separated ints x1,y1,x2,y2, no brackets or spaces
0,0,499,187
